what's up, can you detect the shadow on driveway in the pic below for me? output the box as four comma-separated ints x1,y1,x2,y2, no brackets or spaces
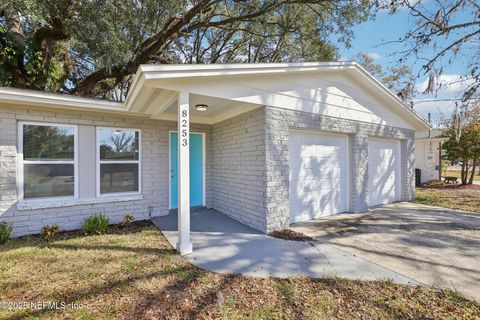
291,202,480,301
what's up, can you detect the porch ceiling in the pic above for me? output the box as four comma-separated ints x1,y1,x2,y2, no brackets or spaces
128,88,261,124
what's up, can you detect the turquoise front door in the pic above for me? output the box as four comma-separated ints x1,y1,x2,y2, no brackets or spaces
170,132,203,208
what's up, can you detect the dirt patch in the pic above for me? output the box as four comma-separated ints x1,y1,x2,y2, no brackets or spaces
269,229,314,242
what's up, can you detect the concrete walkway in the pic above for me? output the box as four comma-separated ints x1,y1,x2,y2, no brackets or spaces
152,209,416,285
291,202,480,301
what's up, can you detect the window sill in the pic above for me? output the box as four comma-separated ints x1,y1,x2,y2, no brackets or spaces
17,194,143,211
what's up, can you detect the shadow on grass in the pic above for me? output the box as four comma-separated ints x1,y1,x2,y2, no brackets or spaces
5,264,240,319
48,243,176,256
127,270,238,319
0,220,158,253
1,265,196,320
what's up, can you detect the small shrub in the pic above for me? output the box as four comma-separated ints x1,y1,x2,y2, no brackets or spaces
41,224,60,240
0,222,13,244
119,214,134,228
82,214,109,235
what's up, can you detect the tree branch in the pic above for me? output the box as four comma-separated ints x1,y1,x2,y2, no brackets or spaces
32,18,69,48
73,0,218,96
72,0,329,96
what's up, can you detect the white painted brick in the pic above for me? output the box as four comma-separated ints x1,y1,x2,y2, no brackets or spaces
0,103,415,237
0,105,211,236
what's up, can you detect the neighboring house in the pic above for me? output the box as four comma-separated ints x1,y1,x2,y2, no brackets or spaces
0,62,430,254
415,130,445,183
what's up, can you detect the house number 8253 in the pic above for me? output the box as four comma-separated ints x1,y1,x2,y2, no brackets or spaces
181,110,188,146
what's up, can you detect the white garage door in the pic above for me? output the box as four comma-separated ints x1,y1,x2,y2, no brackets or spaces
368,138,401,206
289,131,349,224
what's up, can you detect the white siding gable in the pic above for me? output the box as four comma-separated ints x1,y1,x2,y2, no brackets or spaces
147,70,416,129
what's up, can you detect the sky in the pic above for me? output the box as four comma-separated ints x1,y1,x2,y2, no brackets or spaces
335,3,477,128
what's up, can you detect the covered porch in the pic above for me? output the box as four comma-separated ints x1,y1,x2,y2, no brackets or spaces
126,66,269,255
134,90,261,255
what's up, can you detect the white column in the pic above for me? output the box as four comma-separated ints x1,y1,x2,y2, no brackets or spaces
176,91,193,255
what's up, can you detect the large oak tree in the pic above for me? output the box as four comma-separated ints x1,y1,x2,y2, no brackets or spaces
0,0,372,101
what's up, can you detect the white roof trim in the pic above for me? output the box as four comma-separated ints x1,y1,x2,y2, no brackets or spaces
139,61,354,75
0,87,126,112
137,62,357,83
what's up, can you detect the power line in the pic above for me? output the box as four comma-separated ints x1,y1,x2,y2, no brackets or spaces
413,97,479,104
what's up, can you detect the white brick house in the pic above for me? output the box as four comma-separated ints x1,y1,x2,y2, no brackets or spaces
0,62,429,254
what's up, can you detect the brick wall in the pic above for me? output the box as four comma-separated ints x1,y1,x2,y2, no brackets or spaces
211,108,267,232
0,102,417,237
0,104,212,236
264,107,416,232
401,133,416,201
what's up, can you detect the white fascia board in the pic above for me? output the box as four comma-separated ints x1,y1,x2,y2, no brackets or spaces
139,62,356,80
125,72,147,111
0,87,126,112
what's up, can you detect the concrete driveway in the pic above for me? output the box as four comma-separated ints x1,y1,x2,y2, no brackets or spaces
291,202,480,301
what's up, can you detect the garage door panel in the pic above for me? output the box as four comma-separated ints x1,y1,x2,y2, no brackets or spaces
289,131,349,224
368,138,401,207
290,181,318,194
294,168,343,181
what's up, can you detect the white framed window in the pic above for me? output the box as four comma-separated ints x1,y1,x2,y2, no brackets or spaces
18,122,78,201
96,127,141,196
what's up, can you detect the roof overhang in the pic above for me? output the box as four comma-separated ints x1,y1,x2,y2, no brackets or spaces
126,62,431,130
0,87,128,113
0,62,432,130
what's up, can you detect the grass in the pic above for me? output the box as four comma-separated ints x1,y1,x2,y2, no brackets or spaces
416,180,480,213
1,221,479,319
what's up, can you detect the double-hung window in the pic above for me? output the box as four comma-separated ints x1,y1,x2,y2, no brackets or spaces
19,122,77,200
97,128,141,196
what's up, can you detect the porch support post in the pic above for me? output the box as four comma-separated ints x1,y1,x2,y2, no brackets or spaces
176,91,192,255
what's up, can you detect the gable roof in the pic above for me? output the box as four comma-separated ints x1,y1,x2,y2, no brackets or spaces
127,62,430,130
0,62,431,130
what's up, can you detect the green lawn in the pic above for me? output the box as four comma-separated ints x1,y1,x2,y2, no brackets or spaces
1,221,479,319
416,181,480,213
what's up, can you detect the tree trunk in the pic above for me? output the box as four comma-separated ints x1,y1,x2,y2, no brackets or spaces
469,155,478,184
461,159,468,185
0,4,25,45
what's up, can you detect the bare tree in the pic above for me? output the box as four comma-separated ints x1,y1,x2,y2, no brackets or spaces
386,0,480,100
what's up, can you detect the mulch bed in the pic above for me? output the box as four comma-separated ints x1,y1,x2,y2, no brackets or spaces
268,229,314,242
